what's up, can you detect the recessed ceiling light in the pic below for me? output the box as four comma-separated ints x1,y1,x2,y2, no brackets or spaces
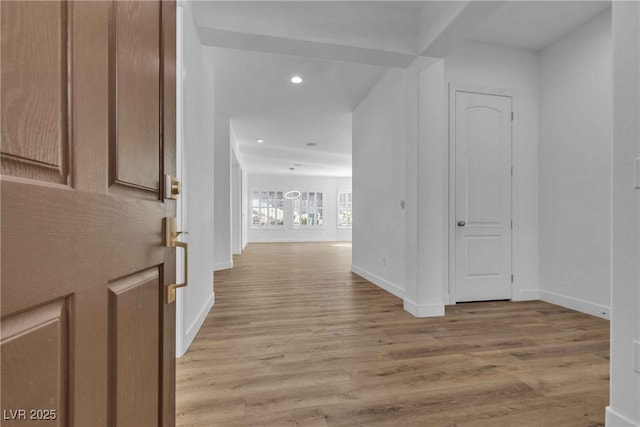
307,142,317,147
256,139,264,143
290,75,303,84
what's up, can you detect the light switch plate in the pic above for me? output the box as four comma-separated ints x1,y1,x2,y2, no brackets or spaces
634,158,640,189
633,341,640,373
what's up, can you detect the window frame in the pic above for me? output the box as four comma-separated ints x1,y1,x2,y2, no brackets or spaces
292,191,324,228
337,191,353,229
250,190,285,228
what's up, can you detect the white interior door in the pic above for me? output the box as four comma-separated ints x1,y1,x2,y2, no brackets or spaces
453,90,513,302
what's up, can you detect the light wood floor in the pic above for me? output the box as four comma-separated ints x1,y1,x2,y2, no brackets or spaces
176,242,609,427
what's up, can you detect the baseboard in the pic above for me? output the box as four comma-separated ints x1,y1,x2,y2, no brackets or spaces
177,292,214,357
403,299,445,318
516,289,540,301
214,261,233,271
606,407,639,427
248,237,353,243
443,293,451,305
539,290,610,320
351,264,404,299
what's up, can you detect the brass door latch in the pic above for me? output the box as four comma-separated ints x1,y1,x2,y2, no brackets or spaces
164,217,187,304
164,174,181,200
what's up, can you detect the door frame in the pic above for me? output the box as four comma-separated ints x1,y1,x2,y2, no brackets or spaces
447,83,518,304
175,3,187,357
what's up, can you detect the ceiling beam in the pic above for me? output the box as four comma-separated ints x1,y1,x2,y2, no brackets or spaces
419,1,505,58
197,27,417,69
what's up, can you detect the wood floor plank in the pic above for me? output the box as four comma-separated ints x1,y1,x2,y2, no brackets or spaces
176,242,609,427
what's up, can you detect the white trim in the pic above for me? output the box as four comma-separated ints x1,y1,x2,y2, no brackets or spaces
539,290,610,320
177,292,214,358
515,289,540,301
175,4,186,359
231,162,243,256
230,126,246,170
606,407,639,427
214,261,233,271
351,264,404,299
443,293,452,305
447,84,456,303
448,83,517,304
403,299,445,318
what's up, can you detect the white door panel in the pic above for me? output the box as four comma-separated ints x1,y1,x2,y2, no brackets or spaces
454,91,512,302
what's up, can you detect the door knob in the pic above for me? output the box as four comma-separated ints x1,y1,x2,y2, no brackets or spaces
457,221,466,227
164,217,188,304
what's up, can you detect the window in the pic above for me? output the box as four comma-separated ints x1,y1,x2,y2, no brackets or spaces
251,191,284,227
293,192,323,227
337,191,352,228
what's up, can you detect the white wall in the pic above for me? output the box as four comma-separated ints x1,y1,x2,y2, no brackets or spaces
539,10,612,319
444,40,540,301
401,58,448,317
177,2,215,356
352,68,407,299
353,40,540,312
411,58,448,316
607,3,640,426
231,158,241,255
213,116,232,270
247,174,352,242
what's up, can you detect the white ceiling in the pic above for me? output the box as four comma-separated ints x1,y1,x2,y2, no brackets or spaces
192,1,425,57
213,48,387,177
201,1,613,178
470,1,611,51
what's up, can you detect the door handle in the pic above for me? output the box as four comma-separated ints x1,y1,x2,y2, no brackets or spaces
457,221,466,227
164,217,188,304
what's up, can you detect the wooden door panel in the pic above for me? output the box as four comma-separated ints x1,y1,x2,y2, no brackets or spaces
1,2,176,425
1,300,68,426
71,285,108,425
110,1,161,196
0,1,70,184
0,181,167,316
109,268,160,426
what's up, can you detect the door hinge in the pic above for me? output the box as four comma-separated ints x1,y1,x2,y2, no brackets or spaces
511,274,514,283
511,112,514,121
511,220,513,229
511,166,514,176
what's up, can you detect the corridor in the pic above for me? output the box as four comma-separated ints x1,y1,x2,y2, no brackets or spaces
176,243,609,427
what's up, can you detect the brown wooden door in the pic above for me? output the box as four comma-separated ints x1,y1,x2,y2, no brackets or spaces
1,1,177,426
